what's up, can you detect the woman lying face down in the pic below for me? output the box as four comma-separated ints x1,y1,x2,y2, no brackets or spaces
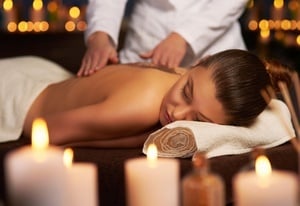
22,49,292,148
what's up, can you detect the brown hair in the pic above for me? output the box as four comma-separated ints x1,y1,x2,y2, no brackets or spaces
193,49,293,126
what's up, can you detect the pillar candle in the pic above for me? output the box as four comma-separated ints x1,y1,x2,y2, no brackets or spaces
5,118,67,206
125,144,179,206
233,155,298,206
63,148,98,206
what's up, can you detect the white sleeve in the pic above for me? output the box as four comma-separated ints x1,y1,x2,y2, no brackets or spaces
84,0,128,46
171,0,248,56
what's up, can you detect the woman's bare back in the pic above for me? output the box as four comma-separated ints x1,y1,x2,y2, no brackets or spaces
23,64,180,146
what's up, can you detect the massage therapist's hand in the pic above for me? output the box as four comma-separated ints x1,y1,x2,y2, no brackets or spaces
140,32,188,69
78,31,119,77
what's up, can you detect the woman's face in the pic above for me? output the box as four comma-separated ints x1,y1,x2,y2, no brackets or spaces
159,67,227,126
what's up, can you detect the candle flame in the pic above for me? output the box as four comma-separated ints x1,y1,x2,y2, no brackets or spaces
147,144,158,161
255,155,272,177
31,118,49,151
147,144,158,168
63,148,74,168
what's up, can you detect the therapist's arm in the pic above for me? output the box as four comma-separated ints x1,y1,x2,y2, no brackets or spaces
78,0,128,76
139,32,188,69
78,31,119,77
173,0,248,57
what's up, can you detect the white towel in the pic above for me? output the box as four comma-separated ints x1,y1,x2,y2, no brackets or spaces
0,56,73,142
143,99,295,158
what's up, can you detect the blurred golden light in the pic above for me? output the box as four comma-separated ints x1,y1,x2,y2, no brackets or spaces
288,0,299,11
259,19,269,30
76,20,87,31
18,21,28,32
3,0,13,10
281,19,291,30
33,0,43,10
297,21,300,30
69,6,80,19
65,21,76,32
33,22,41,32
273,0,284,9
39,21,49,32
7,22,17,32
27,21,34,32
248,20,258,30
268,20,275,29
47,1,58,12
290,20,297,30
296,35,300,46
260,29,270,38
274,20,282,30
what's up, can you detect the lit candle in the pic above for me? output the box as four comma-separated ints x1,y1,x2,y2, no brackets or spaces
233,155,298,206
125,144,179,206
63,148,98,206
5,118,67,206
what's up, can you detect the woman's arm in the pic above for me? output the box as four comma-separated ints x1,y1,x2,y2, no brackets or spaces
63,129,157,148
84,0,128,46
44,97,159,146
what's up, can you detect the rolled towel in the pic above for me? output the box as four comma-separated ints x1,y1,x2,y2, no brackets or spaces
0,56,73,142
143,99,295,158
145,127,197,158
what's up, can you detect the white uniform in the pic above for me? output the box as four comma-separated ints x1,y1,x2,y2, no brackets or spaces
85,0,248,66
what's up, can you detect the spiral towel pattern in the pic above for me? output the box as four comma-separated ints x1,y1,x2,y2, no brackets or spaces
143,127,197,158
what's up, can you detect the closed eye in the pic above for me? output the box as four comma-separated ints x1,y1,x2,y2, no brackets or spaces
181,80,192,103
181,86,189,102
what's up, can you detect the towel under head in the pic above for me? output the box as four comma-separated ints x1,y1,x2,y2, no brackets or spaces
143,99,295,158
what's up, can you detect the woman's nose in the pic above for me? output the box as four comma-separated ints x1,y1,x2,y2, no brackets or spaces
172,106,191,121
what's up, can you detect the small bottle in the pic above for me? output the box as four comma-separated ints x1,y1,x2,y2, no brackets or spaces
182,151,225,206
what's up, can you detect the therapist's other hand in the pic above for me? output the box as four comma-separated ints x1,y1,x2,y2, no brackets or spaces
140,32,187,69
78,31,119,77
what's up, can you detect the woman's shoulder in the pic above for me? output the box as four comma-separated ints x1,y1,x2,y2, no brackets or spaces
122,62,187,75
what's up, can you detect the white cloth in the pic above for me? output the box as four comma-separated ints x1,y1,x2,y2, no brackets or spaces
143,99,295,158
0,56,73,142
85,0,248,66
